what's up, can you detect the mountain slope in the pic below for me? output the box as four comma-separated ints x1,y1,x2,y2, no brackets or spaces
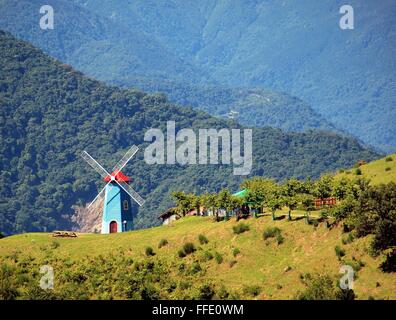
114,79,338,133
2,0,392,152
0,0,199,81
0,216,395,299
79,0,396,152
0,30,378,235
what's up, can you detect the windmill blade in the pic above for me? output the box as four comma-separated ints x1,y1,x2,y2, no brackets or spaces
115,180,145,206
88,181,110,209
112,145,139,173
81,151,110,179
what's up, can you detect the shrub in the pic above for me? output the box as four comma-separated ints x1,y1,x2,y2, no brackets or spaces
202,251,213,261
198,234,209,245
335,246,345,259
385,167,391,171
276,234,285,245
354,168,362,175
178,242,196,258
297,273,355,300
188,262,202,274
385,156,393,162
145,246,155,256
380,250,396,272
232,248,240,257
342,233,355,245
158,239,168,248
197,283,215,300
243,285,261,297
217,285,229,299
183,242,196,255
232,223,250,234
229,260,237,268
0,232,4,239
214,252,223,264
263,227,281,240
50,240,60,249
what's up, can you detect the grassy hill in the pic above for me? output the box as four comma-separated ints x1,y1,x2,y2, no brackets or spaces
336,154,396,185
1,155,395,300
0,216,394,300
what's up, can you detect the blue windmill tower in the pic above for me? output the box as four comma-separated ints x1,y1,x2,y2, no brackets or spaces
81,145,145,234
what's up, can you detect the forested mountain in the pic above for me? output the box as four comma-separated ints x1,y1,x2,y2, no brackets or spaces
0,30,378,235
112,79,337,133
0,0,394,152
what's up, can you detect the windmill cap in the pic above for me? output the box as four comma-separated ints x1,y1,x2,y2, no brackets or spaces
103,171,131,183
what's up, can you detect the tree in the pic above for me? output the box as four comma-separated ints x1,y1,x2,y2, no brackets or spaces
332,177,351,200
282,178,304,220
267,185,284,221
299,194,315,224
243,177,277,214
201,192,219,220
284,196,298,221
313,174,334,199
171,191,194,217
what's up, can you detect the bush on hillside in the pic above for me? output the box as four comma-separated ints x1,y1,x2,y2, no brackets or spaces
158,239,168,248
178,242,196,258
232,223,250,234
145,246,155,257
198,234,209,245
263,227,281,240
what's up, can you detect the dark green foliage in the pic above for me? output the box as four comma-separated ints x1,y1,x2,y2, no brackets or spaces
145,247,155,257
385,156,393,162
276,234,285,245
214,252,223,264
158,239,168,249
341,233,355,245
263,227,281,240
349,183,396,256
355,168,362,176
335,246,345,259
242,285,261,297
385,167,391,171
188,262,202,275
201,251,213,262
232,223,249,235
197,283,215,300
297,273,355,300
178,243,196,258
232,248,240,257
380,250,396,272
0,232,4,239
198,234,209,245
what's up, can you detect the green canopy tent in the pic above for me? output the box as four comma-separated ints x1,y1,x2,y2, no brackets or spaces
232,189,258,218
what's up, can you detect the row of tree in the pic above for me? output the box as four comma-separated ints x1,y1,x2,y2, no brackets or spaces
172,175,396,272
172,174,369,221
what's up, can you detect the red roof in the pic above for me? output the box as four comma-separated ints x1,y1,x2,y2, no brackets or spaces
103,171,131,183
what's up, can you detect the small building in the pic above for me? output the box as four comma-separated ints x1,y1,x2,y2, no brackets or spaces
158,208,178,225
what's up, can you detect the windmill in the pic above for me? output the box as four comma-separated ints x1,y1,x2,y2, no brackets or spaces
81,145,145,234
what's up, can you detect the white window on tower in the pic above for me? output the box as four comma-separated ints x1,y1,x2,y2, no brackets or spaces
123,200,129,210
